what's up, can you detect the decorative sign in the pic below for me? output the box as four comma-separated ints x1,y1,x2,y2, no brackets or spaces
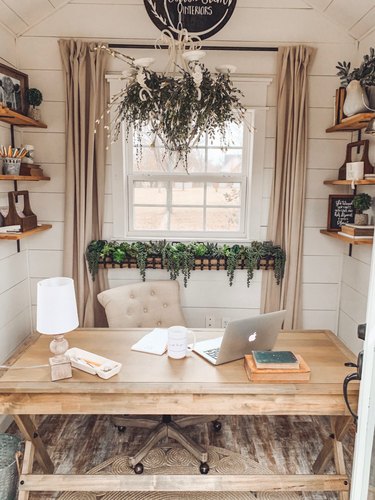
327,195,355,231
144,0,237,40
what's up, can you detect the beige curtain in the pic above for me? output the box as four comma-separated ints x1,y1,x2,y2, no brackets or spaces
59,39,109,327
261,45,313,329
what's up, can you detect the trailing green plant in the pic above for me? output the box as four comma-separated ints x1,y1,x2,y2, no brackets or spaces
353,193,372,213
86,240,286,287
26,88,43,108
337,47,375,87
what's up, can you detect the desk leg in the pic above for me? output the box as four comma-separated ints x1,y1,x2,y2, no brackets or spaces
13,415,54,474
18,441,35,500
313,416,352,500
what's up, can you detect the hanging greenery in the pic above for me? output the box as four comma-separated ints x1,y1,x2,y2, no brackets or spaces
86,240,286,288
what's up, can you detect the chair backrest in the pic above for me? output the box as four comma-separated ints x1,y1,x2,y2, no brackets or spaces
97,280,187,328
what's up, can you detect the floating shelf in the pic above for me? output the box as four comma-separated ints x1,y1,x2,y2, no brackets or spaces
320,229,373,245
0,107,47,128
326,113,375,133
0,224,52,241
0,174,50,182
323,179,375,186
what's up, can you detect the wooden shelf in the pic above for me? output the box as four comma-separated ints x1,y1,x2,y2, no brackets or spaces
0,174,50,181
0,224,52,240
326,113,375,132
0,107,47,128
320,229,373,245
323,179,375,186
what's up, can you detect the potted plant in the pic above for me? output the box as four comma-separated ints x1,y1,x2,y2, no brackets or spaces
26,88,43,121
353,193,372,225
336,48,375,114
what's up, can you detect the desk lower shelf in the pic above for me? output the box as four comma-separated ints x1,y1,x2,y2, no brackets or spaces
0,224,52,240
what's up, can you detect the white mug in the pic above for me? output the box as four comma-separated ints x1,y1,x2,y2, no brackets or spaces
167,326,196,359
346,161,364,181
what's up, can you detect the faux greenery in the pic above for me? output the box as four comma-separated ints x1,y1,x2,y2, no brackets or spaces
26,88,43,108
98,44,246,171
353,193,372,213
337,47,375,87
86,240,286,287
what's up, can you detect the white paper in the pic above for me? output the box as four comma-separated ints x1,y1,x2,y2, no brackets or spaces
131,328,168,355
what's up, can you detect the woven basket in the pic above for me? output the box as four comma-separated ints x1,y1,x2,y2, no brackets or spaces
0,434,22,500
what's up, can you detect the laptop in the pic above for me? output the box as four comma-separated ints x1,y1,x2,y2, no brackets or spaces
193,310,286,365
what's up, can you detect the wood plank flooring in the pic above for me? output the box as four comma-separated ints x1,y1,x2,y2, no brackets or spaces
7,415,355,500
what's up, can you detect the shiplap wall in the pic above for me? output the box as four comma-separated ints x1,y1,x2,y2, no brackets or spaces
12,0,359,341
0,26,33,367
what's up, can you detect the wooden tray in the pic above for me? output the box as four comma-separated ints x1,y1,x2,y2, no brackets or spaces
244,354,311,383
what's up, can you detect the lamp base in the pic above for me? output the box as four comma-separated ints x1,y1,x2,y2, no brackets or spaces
49,355,72,381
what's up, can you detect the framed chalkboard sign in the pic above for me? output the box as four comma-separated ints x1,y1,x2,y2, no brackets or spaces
327,194,355,231
144,0,237,40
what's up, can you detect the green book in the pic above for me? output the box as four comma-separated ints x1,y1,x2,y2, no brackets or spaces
252,351,299,370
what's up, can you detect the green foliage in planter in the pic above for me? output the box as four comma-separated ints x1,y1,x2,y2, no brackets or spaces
86,240,286,287
353,193,372,213
26,88,43,108
337,47,375,87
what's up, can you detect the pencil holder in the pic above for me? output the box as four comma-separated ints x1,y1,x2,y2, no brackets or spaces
2,158,21,176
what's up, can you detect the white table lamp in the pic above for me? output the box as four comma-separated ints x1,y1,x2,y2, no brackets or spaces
37,277,79,381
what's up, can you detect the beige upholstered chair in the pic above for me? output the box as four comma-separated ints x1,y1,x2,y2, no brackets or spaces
97,281,221,475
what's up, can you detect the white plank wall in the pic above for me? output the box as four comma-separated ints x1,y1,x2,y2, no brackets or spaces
0,26,32,365
14,1,357,333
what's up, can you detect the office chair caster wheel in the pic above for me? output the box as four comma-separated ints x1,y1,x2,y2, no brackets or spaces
199,462,209,474
212,420,221,432
117,426,126,433
134,463,144,474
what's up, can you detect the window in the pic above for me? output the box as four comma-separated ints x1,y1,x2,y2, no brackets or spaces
108,75,270,242
122,111,254,239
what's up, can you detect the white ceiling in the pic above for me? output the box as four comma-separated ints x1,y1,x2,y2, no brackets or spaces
0,0,375,40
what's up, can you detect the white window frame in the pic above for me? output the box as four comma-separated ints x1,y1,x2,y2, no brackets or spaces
108,74,271,243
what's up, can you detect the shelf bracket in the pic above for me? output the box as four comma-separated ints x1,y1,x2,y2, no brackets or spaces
349,244,353,257
16,240,20,253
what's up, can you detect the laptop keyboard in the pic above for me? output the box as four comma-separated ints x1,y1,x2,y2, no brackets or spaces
204,348,220,360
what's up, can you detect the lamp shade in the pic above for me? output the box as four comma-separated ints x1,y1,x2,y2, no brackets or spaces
37,277,79,335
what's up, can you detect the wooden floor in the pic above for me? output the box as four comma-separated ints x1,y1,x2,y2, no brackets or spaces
8,414,355,500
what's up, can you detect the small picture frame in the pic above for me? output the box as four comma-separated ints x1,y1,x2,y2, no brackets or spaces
0,63,29,115
327,194,355,231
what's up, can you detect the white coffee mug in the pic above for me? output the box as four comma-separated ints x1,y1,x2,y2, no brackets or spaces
167,326,196,359
346,161,364,181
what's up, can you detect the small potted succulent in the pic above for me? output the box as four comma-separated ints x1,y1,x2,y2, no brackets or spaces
353,193,372,225
26,88,43,121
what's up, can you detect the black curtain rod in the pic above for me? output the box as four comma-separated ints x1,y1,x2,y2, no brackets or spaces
109,43,278,52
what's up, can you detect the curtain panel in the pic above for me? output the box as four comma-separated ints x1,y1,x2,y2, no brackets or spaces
261,45,314,329
59,39,109,327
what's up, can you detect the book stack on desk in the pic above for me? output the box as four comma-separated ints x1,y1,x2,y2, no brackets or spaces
244,351,311,383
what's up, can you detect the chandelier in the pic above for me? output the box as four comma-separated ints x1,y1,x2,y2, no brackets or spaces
96,30,247,172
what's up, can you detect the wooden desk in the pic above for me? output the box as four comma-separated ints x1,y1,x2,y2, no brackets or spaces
0,329,359,499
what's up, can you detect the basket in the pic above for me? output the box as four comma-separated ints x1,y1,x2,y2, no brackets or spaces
0,434,23,500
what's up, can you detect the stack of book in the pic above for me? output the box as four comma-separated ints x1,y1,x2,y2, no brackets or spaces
339,224,374,240
244,350,311,383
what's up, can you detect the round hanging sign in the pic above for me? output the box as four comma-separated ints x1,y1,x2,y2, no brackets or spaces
144,0,237,40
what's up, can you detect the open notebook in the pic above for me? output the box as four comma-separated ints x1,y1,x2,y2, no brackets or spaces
131,328,168,355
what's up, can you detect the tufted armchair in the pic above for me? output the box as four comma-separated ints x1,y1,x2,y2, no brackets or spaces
97,280,221,475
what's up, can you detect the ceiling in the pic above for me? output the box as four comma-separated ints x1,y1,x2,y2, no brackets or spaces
0,0,375,41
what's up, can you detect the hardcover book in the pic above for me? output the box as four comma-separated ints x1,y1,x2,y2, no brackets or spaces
252,350,299,369
244,354,311,383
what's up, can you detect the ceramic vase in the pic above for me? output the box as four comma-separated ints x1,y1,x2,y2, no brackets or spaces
28,107,41,121
343,80,369,117
354,213,368,226
366,86,375,110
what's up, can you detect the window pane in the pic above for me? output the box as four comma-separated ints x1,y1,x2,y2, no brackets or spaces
207,122,243,148
206,149,242,173
134,207,168,230
172,182,204,205
170,207,204,231
172,148,206,173
133,146,172,172
206,183,241,206
133,181,167,205
206,208,241,232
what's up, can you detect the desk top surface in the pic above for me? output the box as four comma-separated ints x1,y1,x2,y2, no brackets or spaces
0,329,358,396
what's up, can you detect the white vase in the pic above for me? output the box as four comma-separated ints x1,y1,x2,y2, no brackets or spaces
343,80,369,117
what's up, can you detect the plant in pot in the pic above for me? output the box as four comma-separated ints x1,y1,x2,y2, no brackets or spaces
26,88,43,121
353,193,372,226
336,48,375,115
